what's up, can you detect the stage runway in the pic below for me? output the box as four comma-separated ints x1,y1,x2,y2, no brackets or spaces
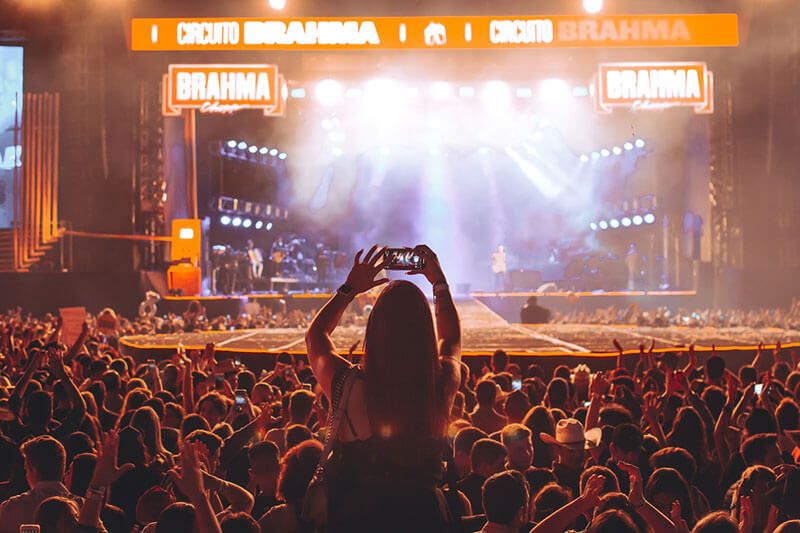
120,298,800,358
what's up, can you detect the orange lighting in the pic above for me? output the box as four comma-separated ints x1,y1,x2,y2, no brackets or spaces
132,14,739,51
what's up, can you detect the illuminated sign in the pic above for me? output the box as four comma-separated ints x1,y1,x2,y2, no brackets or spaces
132,14,739,51
594,62,714,114
162,64,282,116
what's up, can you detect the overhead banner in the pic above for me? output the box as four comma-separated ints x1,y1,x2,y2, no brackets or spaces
594,62,714,114
132,14,739,51
162,64,286,116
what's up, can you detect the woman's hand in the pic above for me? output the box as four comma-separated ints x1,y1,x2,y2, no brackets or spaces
406,245,446,285
345,245,389,294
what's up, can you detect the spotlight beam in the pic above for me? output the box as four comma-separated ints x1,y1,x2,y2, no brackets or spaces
503,147,561,198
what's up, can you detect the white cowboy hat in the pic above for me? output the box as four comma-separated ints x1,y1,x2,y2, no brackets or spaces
540,418,602,450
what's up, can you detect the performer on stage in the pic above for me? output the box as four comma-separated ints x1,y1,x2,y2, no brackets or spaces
247,239,264,279
626,243,640,291
491,244,507,291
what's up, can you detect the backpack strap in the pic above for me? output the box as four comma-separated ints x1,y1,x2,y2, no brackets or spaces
310,365,358,484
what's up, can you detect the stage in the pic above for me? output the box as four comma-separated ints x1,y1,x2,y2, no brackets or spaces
121,298,800,375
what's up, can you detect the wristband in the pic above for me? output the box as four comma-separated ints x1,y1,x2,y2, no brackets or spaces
337,284,355,297
87,485,106,499
432,281,449,293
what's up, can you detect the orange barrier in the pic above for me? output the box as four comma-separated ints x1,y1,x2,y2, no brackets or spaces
63,230,172,242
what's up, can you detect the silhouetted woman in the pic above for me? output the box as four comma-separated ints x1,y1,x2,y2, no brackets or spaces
306,245,461,533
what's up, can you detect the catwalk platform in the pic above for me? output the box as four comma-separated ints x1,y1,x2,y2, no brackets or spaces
121,298,800,374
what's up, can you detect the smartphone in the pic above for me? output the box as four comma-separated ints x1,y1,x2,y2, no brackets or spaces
383,248,424,270
215,373,225,389
234,389,247,411
147,359,156,370
20,525,41,533
754,383,764,396
512,378,522,391
234,357,242,367
584,400,592,407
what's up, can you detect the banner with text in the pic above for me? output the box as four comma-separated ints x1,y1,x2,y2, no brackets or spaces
132,14,739,51
594,61,714,114
162,64,283,116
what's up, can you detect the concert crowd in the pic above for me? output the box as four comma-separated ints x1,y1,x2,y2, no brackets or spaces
0,246,798,533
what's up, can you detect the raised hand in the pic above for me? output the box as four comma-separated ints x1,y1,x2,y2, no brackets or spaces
617,461,644,506
345,245,390,294
613,339,624,354
169,440,207,501
671,500,690,533
643,394,660,428
590,371,609,397
578,473,606,509
406,245,446,286
91,431,134,488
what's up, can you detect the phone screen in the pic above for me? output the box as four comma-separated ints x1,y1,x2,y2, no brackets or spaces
754,383,764,396
512,378,522,391
234,390,247,406
20,525,41,533
148,359,156,369
584,400,592,407
383,248,424,270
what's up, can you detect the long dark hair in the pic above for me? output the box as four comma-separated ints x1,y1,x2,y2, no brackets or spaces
363,280,443,439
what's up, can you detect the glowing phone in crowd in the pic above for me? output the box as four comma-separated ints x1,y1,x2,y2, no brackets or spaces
147,359,156,370
512,378,522,391
754,383,764,396
20,525,41,533
383,248,425,270
234,389,247,412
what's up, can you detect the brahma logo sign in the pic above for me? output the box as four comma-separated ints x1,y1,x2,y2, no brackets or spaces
163,64,280,116
595,62,714,114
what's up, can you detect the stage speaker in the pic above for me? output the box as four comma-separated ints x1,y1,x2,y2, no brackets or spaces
168,263,201,296
508,270,542,291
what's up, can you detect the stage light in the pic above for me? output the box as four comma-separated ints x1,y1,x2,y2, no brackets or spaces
268,0,286,10
478,146,489,155
321,119,334,130
598,220,608,230
332,147,343,157
572,86,589,97
458,86,475,97
345,87,363,99
600,149,610,157
643,213,656,224
539,78,570,103
621,217,632,227
612,146,622,155
290,88,306,99
315,79,344,106
429,147,440,156
259,147,269,155
226,140,237,148
279,152,288,160
624,142,634,151
237,142,248,150
591,151,600,160
405,87,420,98
590,222,598,231
609,218,620,228
220,215,231,225
635,138,646,148
365,79,401,108
515,87,533,98
632,215,644,225
431,81,453,100
583,0,603,14
232,217,242,227
248,145,258,154
580,154,589,163
242,218,252,228
269,149,279,156
380,147,391,156
266,222,273,231
255,220,264,229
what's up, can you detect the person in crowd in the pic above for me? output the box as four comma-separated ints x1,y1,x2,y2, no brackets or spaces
480,470,530,532
457,437,507,515
304,244,461,531
520,296,552,325
471,380,508,434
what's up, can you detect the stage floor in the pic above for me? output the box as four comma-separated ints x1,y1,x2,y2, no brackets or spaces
121,298,800,358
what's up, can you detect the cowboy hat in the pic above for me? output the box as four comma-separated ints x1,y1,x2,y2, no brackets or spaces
540,418,602,450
